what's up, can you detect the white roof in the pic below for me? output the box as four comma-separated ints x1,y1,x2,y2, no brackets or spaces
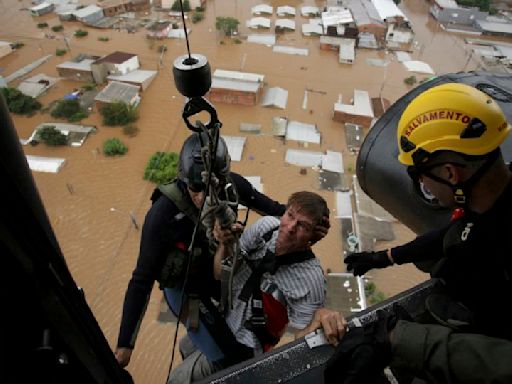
394,51,411,62
221,135,246,161
95,81,140,104
31,2,52,11
0,41,11,46
286,121,321,144
247,17,271,29
211,78,261,93
261,87,288,109
272,117,288,136
213,69,264,83
302,23,323,35
273,45,309,56
247,34,276,45
301,6,320,16
334,90,374,118
74,4,102,18
57,59,95,71
26,155,66,173
167,28,190,39
251,4,273,15
339,39,355,61
107,69,157,83
322,8,354,27
277,6,295,16
322,150,344,173
434,0,458,8
371,0,407,21
275,19,295,30
476,20,512,34
17,74,59,98
285,149,323,167
403,60,435,74
335,191,352,218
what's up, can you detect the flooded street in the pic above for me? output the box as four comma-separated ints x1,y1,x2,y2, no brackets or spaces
0,0,505,381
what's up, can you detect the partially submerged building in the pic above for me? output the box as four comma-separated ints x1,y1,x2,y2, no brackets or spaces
74,4,104,24
333,89,374,127
146,21,172,39
0,41,13,59
345,0,386,47
251,4,273,15
261,87,288,109
475,19,512,37
247,17,271,29
301,6,321,17
27,123,96,147
100,0,149,17
57,58,96,82
430,0,487,25
30,2,54,16
107,69,157,91
371,0,414,50
208,69,264,106
276,6,295,17
275,19,295,32
94,81,140,109
17,74,59,98
91,51,140,84
339,39,356,64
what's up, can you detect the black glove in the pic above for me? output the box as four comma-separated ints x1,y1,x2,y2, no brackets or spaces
324,308,407,384
344,250,391,276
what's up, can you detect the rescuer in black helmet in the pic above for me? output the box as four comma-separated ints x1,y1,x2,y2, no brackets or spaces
115,132,330,373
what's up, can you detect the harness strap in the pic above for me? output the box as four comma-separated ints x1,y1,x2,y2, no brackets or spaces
158,180,200,223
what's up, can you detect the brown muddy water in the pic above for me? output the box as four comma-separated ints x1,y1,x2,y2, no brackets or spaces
1,0,504,382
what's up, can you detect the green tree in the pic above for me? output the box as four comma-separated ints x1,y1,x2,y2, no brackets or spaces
0,87,42,115
37,22,49,28
365,281,387,305
51,99,88,122
404,75,417,86
144,151,179,184
51,25,64,32
171,0,190,11
103,138,128,156
38,125,67,146
192,10,204,23
215,17,239,36
100,101,139,126
56,48,67,56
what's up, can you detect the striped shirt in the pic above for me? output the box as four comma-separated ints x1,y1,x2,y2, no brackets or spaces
225,216,326,352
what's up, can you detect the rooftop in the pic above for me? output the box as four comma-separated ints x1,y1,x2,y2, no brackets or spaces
94,51,137,65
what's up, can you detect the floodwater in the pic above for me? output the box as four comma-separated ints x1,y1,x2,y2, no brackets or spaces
1,0,506,382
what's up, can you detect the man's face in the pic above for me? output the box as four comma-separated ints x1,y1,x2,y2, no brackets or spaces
187,186,206,209
278,205,316,250
419,174,455,208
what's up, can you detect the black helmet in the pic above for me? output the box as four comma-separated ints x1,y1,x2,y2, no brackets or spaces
178,133,231,190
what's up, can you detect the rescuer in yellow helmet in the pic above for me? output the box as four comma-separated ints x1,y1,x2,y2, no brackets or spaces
327,83,512,384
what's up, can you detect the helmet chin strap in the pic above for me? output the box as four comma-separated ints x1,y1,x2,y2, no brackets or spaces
421,149,500,209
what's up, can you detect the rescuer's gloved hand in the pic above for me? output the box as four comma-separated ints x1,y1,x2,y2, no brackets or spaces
344,250,392,276
310,215,331,245
324,309,405,384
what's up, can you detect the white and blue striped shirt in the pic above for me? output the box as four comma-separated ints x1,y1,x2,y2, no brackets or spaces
225,216,326,352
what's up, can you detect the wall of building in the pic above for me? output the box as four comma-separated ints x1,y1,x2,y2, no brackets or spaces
357,23,386,42
208,89,258,106
333,111,373,128
78,10,104,24
115,56,140,74
102,4,127,17
56,68,94,82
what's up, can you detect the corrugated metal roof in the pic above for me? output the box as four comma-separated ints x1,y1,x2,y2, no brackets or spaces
277,6,295,16
273,45,308,56
302,23,323,35
221,135,246,161
403,60,435,74
275,19,295,30
213,69,264,83
334,90,374,117
240,123,261,133
335,191,353,218
285,149,322,167
476,20,512,34
74,4,103,18
251,4,273,14
94,51,137,65
211,78,261,93
94,81,139,104
322,150,344,173
371,0,407,21
272,117,288,136
31,2,52,11
107,69,157,83
345,0,382,26
26,155,66,173
286,121,321,144
247,34,276,45
57,59,95,71
322,8,354,27
261,87,288,109
339,39,355,62
247,17,271,29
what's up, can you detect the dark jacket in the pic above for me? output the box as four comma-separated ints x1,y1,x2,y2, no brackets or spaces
117,172,285,348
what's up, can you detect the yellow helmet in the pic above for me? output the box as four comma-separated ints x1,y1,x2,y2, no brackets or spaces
397,83,511,166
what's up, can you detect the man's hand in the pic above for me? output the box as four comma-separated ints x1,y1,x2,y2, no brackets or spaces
213,220,243,245
344,250,392,276
115,347,133,368
295,308,347,346
311,215,330,245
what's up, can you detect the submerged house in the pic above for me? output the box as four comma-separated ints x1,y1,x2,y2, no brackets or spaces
30,2,54,16
57,58,96,82
333,89,375,127
208,69,265,106
94,81,140,109
0,41,13,59
91,51,140,84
